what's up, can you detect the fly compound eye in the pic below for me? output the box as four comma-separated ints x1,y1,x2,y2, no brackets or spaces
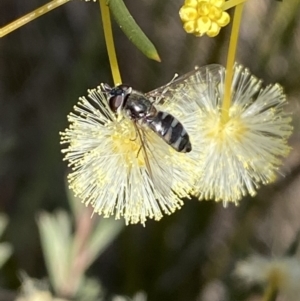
109,95,124,112
107,85,132,113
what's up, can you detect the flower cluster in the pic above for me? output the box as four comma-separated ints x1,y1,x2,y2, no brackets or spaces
61,64,292,224
179,0,230,37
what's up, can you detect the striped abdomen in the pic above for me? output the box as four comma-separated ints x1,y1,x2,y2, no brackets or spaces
146,111,192,153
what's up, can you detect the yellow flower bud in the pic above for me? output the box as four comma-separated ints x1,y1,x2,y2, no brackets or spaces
179,6,198,22
184,0,198,7
179,0,231,37
183,20,197,33
208,6,222,20
216,11,230,26
195,16,212,35
198,3,211,15
207,22,221,37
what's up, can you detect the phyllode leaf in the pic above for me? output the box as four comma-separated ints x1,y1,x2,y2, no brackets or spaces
107,0,161,62
37,211,73,295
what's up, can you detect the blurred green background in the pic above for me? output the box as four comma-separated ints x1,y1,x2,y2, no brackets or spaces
0,0,300,300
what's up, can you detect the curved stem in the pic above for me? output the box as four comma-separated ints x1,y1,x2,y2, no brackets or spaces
0,0,70,38
99,0,122,85
221,3,245,124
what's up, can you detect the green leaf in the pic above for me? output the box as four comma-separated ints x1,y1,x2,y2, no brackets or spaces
107,0,161,62
37,211,72,294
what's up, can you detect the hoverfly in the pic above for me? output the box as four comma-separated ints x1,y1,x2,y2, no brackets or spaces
101,65,222,191
102,83,192,153
102,64,222,152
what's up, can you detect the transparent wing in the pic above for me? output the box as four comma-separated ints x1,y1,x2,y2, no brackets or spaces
146,64,224,107
133,123,174,198
137,64,225,198
123,64,225,197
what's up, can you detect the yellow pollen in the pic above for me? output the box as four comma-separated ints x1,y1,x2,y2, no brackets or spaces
111,121,145,167
205,114,246,143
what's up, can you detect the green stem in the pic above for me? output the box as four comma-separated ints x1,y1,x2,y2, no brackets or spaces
0,0,70,38
99,0,122,85
221,3,244,124
223,0,247,11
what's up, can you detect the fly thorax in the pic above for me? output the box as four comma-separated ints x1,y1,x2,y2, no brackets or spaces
125,92,153,120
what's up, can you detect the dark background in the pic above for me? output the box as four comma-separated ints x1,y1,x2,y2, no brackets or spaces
0,0,300,300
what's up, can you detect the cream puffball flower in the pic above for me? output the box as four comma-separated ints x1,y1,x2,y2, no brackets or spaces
189,64,292,204
60,85,200,225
